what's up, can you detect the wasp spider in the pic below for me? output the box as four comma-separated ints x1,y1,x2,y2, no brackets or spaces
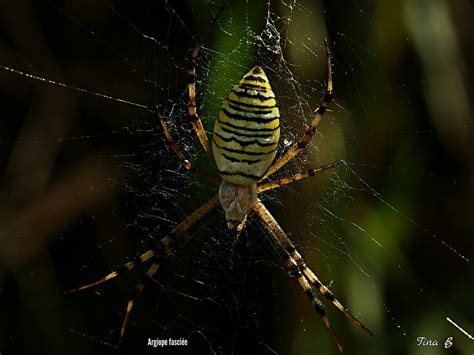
68,37,373,353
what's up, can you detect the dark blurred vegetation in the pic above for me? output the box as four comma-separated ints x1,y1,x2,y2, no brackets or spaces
0,1,473,355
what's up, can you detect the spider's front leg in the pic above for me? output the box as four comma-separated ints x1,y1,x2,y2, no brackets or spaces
186,58,212,156
186,5,226,157
263,39,334,180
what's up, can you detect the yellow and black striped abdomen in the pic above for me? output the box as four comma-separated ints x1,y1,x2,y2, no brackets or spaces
212,66,280,185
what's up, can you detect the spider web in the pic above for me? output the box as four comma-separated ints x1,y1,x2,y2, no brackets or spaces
0,1,473,354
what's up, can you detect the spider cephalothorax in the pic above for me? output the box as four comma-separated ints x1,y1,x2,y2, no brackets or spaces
218,180,256,231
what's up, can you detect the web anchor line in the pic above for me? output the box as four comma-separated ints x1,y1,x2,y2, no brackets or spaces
0,65,152,112
344,161,470,264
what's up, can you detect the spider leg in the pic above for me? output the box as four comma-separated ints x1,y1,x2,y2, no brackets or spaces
253,200,373,336
66,195,219,293
291,257,345,354
118,191,221,339
187,64,211,156
186,5,226,157
263,39,333,179
253,199,345,354
158,112,219,186
119,262,159,341
257,160,344,193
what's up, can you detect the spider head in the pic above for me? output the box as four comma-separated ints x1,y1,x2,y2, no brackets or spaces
218,180,257,232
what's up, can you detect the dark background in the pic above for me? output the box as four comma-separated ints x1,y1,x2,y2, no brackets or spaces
0,1,473,354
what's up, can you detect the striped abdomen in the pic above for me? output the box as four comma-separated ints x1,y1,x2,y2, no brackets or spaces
212,66,280,185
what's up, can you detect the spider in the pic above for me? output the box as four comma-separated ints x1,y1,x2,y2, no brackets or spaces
67,19,373,354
